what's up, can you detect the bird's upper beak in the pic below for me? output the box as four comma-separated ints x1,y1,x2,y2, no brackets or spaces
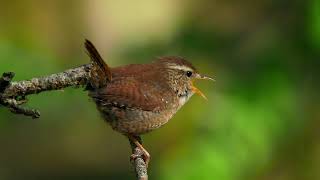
191,73,215,100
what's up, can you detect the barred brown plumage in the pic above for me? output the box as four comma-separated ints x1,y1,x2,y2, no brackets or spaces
85,39,214,168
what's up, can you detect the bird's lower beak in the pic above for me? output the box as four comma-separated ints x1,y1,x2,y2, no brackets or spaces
191,85,208,100
191,74,215,100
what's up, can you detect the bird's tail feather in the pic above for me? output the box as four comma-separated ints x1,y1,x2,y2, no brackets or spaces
84,39,112,89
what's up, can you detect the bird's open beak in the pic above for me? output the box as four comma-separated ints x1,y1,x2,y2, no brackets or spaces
191,74,215,100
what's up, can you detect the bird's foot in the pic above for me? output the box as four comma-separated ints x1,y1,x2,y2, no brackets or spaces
128,135,150,168
130,147,150,168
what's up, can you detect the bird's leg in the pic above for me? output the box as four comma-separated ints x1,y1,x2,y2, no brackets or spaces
128,135,150,167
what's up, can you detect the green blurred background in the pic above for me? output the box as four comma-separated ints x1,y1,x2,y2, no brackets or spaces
0,0,319,179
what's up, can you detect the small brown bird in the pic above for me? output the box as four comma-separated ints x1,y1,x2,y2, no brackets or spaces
85,39,214,166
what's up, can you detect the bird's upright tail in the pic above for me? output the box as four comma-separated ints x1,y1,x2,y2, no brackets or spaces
84,39,112,89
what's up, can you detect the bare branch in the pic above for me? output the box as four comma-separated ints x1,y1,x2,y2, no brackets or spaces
129,138,148,180
1,64,92,98
0,64,92,118
0,62,149,179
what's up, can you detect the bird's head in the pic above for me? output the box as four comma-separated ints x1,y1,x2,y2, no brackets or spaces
156,57,214,101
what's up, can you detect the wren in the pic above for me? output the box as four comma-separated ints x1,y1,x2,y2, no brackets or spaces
85,39,214,166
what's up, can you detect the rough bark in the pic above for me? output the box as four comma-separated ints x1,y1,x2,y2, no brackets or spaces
0,63,148,179
130,137,149,180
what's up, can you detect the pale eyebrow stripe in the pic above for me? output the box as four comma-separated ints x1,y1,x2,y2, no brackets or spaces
167,64,193,72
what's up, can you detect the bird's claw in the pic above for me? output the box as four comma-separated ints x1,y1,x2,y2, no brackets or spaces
130,147,150,168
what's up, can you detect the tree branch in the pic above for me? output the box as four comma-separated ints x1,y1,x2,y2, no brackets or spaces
129,137,148,180
0,64,92,118
0,63,148,179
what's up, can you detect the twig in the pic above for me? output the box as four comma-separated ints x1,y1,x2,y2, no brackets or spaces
0,62,149,179
0,64,92,118
1,64,92,98
129,137,148,180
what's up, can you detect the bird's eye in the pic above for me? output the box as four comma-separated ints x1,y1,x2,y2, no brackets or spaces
186,71,193,77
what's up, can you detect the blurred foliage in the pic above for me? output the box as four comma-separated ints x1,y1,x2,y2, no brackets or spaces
0,0,319,180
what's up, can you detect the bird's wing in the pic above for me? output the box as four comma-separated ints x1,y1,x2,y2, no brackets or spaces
89,77,171,111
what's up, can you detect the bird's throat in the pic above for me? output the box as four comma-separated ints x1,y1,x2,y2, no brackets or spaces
177,90,194,107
